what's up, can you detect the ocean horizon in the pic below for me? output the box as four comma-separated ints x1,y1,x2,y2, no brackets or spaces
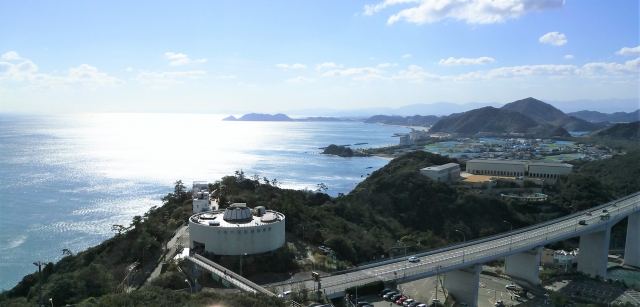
0,113,411,290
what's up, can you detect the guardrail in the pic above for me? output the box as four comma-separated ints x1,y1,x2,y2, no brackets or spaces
185,254,276,296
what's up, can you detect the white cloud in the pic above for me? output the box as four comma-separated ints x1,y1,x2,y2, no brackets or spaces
126,67,133,72
323,67,381,76
218,75,237,79
582,58,640,75
616,46,640,56
438,56,495,66
316,62,342,70
539,32,567,46
563,55,574,59
0,55,124,88
286,76,316,83
134,70,206,84
402,54,412,58
277,63,307,69
365,0,564,25
377,63,398,68
2,51,22,60
164,52,206,66
391,65,441,82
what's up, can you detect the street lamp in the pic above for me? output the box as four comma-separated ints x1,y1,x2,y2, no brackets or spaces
49,298,53,307
33,261,43,307
435,265,443,301
185,279,192,293
455,230,465,262
240,253,248,276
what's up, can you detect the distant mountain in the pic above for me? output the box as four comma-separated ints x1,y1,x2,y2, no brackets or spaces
364,115,440,126
430,107,531,134
500,97,604,131
222,113,293,121
283,102,502,117
567,110,640,123
546,98,639,113
589,121,640,140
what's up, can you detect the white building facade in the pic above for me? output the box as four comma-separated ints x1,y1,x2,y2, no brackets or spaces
189,203,285,256
192,181,211,213
420,163,461,183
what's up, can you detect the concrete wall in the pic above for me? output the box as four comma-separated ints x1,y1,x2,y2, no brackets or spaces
189,217,285,255
443,265,482,307
528,163,572,179
625,211,640,268
578,226,611,279
505,246,542,285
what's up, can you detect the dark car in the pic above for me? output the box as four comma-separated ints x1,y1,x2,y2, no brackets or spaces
578,220,587,225
408,302,422,307
380,288,394,296
384,292,399,300
391,294,403,301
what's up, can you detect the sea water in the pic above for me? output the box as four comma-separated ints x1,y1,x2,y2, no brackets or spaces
0,113,410,290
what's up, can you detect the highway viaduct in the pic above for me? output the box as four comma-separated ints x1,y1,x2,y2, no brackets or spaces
277,192,640,306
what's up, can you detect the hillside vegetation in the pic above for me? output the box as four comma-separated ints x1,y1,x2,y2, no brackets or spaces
590,121,640,140
3,149,637,306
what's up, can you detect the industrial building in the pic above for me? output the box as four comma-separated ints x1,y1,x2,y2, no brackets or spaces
466,159,572,178
420,163,461,183
528,162,573,179
466,160,527,177
189,203,285,256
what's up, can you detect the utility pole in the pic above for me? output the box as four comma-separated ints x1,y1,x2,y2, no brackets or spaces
33,261,43,307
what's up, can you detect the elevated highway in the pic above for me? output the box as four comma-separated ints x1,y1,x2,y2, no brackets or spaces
275,192,640,304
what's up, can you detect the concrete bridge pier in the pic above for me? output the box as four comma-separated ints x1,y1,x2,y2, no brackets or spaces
443,264,482,307
504,246,543,285
624,211,640,268
578,225,612,279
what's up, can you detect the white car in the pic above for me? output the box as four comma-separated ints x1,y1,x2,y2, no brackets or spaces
278,290,292,298
408,256,420,263
505,284,517,291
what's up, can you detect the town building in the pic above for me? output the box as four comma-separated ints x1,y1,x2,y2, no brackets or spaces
192,181,212,213
189,203,285,256
420,163,461,183
399,134,414,146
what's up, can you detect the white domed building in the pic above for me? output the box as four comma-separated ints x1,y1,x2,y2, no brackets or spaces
188,203,285,255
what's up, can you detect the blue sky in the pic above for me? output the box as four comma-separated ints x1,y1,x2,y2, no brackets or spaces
1,0,638,113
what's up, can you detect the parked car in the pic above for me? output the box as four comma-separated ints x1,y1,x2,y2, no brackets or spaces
408,301,422,307
495,300,504,307
278,290,292,298
432,298,441,306
390,294,403,302
417,304,427,307
578,220,587,225
514,295,524,302
380,288,394,296
586,212,592,216
403,299,415,306
384,291,399,300
357,301,370,307
389,293,402,302
396,297,408,305
505,284,517,290
408,256,420,263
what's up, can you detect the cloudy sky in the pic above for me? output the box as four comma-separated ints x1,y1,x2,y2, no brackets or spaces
1,0,638,113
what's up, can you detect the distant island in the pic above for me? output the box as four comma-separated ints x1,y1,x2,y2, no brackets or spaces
223,113,294,121
223,113,355,122
321,144,370,157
